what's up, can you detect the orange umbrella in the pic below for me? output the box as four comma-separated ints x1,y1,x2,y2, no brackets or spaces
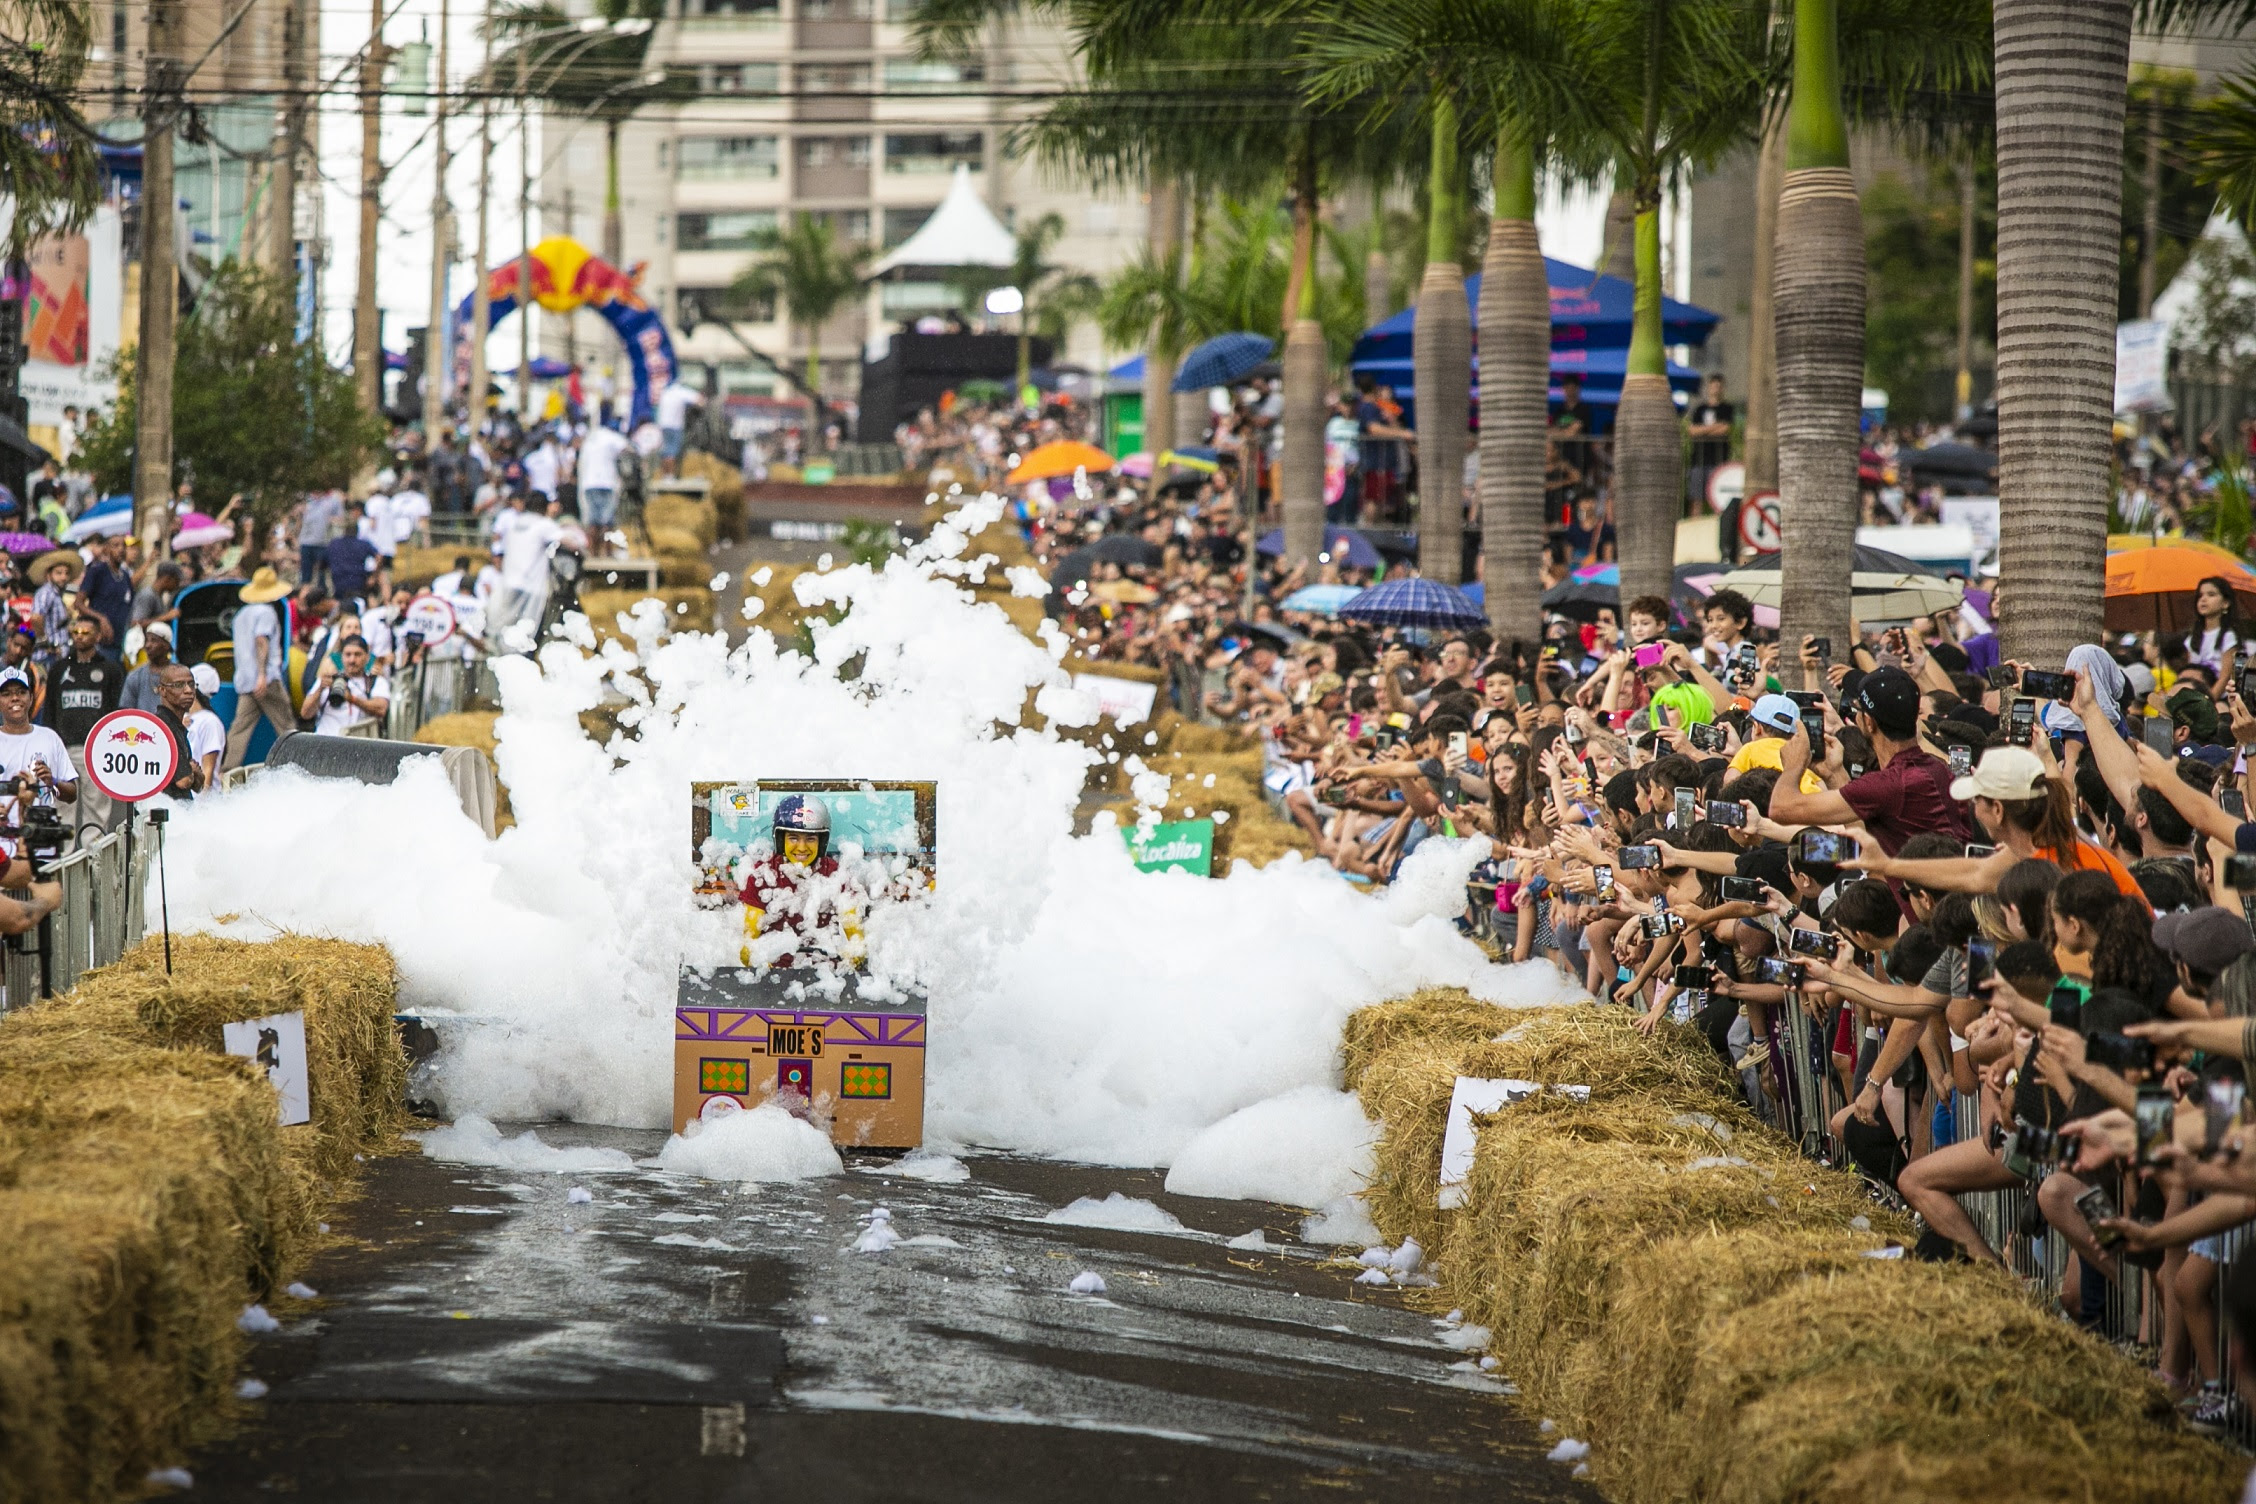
1006,440,1116,485
2106,533,2246,564
2102,544,2256,633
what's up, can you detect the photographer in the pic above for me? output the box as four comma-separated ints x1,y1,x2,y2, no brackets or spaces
0,665,75,822
1771,666,1971,853
299,636,391,739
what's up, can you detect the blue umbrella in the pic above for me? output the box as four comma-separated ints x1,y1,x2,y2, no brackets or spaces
1281,584,1365,617
64,493,134,542
1256,528,1385,570
1172,332,1275,392
1340,577,1486,630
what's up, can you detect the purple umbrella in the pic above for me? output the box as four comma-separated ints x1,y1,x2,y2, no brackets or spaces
0,532,55,555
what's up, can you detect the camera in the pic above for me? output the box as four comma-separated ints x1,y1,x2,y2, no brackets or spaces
1688,722,1727,753
327,684,350,708
6,803,67,879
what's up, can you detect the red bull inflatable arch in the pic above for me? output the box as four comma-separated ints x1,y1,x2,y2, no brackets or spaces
453,236,679,424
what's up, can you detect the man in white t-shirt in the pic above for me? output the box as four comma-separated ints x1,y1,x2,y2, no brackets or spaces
655,380,704,474
299,636,391,738
222,568,295,772
489,495,564,649
577,422,633,535
387,477,433,552
361,486,399,562
522,433,562,503
0,666,76,839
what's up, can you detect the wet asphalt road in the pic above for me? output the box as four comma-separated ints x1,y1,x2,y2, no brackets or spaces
187,1127,1602,1504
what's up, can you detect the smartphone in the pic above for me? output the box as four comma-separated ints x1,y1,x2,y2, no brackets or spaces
1967,843,1996,859
1949,744,1973,779
1966,939,1995,989
1755,956,1791,984
1784,960,1808,988
1790,928,1834,958
1672,965,1713,990
1809,636,1832,663
1673,787,1698,828
1884,627,1909,657
1719,875,1765,902
2085,1030,2154,1076
2227,853,2256,890
1688,722,1726,753
1705,800,1747,828
1986,665,2020,692
2134,1084,2173,1167
2206,1079,2246,1157
1800,709,1827,748
1513,683,1536,707
1346,714,1363,741
2047,983,2084,1034
2224,789,2248,819
2008,698,2035,746
1798,830,1857,863
2075,1183,2123,1247
2239,667,2256,705
1593,865,1614,897
2021,668,2075,702
1320,785,1350,807
1448,732,1469,762
1617,844,1663,870
2142,715,2175,753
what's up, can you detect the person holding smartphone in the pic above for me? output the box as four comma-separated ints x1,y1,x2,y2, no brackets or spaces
1770,667,1970,855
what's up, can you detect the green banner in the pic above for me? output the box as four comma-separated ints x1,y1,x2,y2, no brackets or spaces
1124,818,1214,876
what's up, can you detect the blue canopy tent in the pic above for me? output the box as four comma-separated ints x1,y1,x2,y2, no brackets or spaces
1108,354,1145,381
1348,258,1720,430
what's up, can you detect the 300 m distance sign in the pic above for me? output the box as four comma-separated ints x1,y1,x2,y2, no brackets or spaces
84,709,181,803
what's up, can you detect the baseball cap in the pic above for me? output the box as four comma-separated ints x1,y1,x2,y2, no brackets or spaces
1949,745,2047,803
0,667,28,693
143,622,172,642
2166,686,2222,745
190,663,220,698
1749,693,1801,735
2153,906,2256,976
1850,666,1922,738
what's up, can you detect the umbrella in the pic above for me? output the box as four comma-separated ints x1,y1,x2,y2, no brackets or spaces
1118,451,1155,479
1089,579,1158,605
173,521,234,551
0,531,52,555
1172,332,1275,392
2104,545,2256,634
1539,575,1620,622
1537,563,1734,625
1256,528,1384,570
1340,577,1486,630
64,494,133,542
2107,533,2245,564
1007,439,1115,485
1049,533,1165,587
1714,559,1964,621
1281,584,1364,617
1897,441,1998,494
1159,446,1220,474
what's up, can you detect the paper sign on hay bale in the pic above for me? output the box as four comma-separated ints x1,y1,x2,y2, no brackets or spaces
676,779,936,1150
1437,1076,1590,1209
222,1010,311,1126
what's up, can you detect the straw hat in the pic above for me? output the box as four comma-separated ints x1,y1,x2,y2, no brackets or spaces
29,549,79,584
239,566,290,604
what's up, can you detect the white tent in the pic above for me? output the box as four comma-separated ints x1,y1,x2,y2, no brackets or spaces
871,164,1018,275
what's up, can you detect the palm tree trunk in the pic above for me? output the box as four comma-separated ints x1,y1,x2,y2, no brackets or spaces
1601,182,1638,283
1280,136,1327,574
1142,175,1180,459
1744,103,1787,494
1478,130,1548,649
1993,0,2128,665
1774,0,1862,659
1414,95,1469,583
1615,198,1680,609
603,118,623,268
1363,180,1392,323
1018,324,1032,395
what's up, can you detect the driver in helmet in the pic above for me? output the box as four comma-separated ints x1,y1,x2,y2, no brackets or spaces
739,793,864,967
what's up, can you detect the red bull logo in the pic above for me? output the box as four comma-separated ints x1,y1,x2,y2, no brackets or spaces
112,725,156,746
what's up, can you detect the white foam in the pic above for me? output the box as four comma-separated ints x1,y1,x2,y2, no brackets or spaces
655,1104,843,1182
1041,1193,1186,1232
1163,1086,1375,1207
414,1115,636,1174
158,495,1581,1169
1299,1195,1383,1247
868,1150,971,1184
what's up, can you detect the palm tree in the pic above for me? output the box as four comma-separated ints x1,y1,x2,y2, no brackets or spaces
729,214,873,397
492,1,688,268
994,212,1101,391
1410,97,1474,582
0,1,101,260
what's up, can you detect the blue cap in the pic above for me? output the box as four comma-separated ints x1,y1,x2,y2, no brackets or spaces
1750,693,1802,735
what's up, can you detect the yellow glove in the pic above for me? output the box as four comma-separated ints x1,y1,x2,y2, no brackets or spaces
739,905,765,966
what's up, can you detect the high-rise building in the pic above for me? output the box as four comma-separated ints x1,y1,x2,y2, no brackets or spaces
535,0,1146,415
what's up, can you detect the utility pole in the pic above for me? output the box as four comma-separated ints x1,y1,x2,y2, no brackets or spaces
469,0,494,438
423,0,453,443
517,43,533,421
267,0,302,281
134,0,182,552
561,184,576,366
354,0,390,420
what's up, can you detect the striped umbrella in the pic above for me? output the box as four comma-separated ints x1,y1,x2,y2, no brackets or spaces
1339,576,1486,630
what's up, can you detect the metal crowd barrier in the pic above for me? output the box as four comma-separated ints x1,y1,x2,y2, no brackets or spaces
0,823,153,1013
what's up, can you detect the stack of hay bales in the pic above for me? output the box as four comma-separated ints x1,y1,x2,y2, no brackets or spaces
1343,990,2241,1502
678,451,744,542
644,488,716,589
389,543,489,594
0,937,403,1502
575,586,716,641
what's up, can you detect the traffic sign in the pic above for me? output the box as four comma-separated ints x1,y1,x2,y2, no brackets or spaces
83,709,181,804
1707,460,1746,515
403,592,457,646
1739,490,1782,554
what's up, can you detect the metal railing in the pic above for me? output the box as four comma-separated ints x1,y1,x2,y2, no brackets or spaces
1,823,153,1013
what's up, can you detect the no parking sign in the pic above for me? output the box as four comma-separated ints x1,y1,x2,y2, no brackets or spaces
1738,491,1782,555
83,709,181,803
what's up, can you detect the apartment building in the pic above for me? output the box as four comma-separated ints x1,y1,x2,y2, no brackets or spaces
537,0,1147,409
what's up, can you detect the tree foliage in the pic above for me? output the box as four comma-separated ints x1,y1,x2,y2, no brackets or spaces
0,1,104,259
729,214,873,389
1862,159,1992,422
78,266,384,522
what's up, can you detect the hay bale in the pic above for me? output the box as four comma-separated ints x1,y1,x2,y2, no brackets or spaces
1464,1002,1739,1109
391,544,490,593
576,586,716,642
1341,988,1539,1092
679,452,743,541
0,936,404,1502
646,524,706,561
646,493,716,550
